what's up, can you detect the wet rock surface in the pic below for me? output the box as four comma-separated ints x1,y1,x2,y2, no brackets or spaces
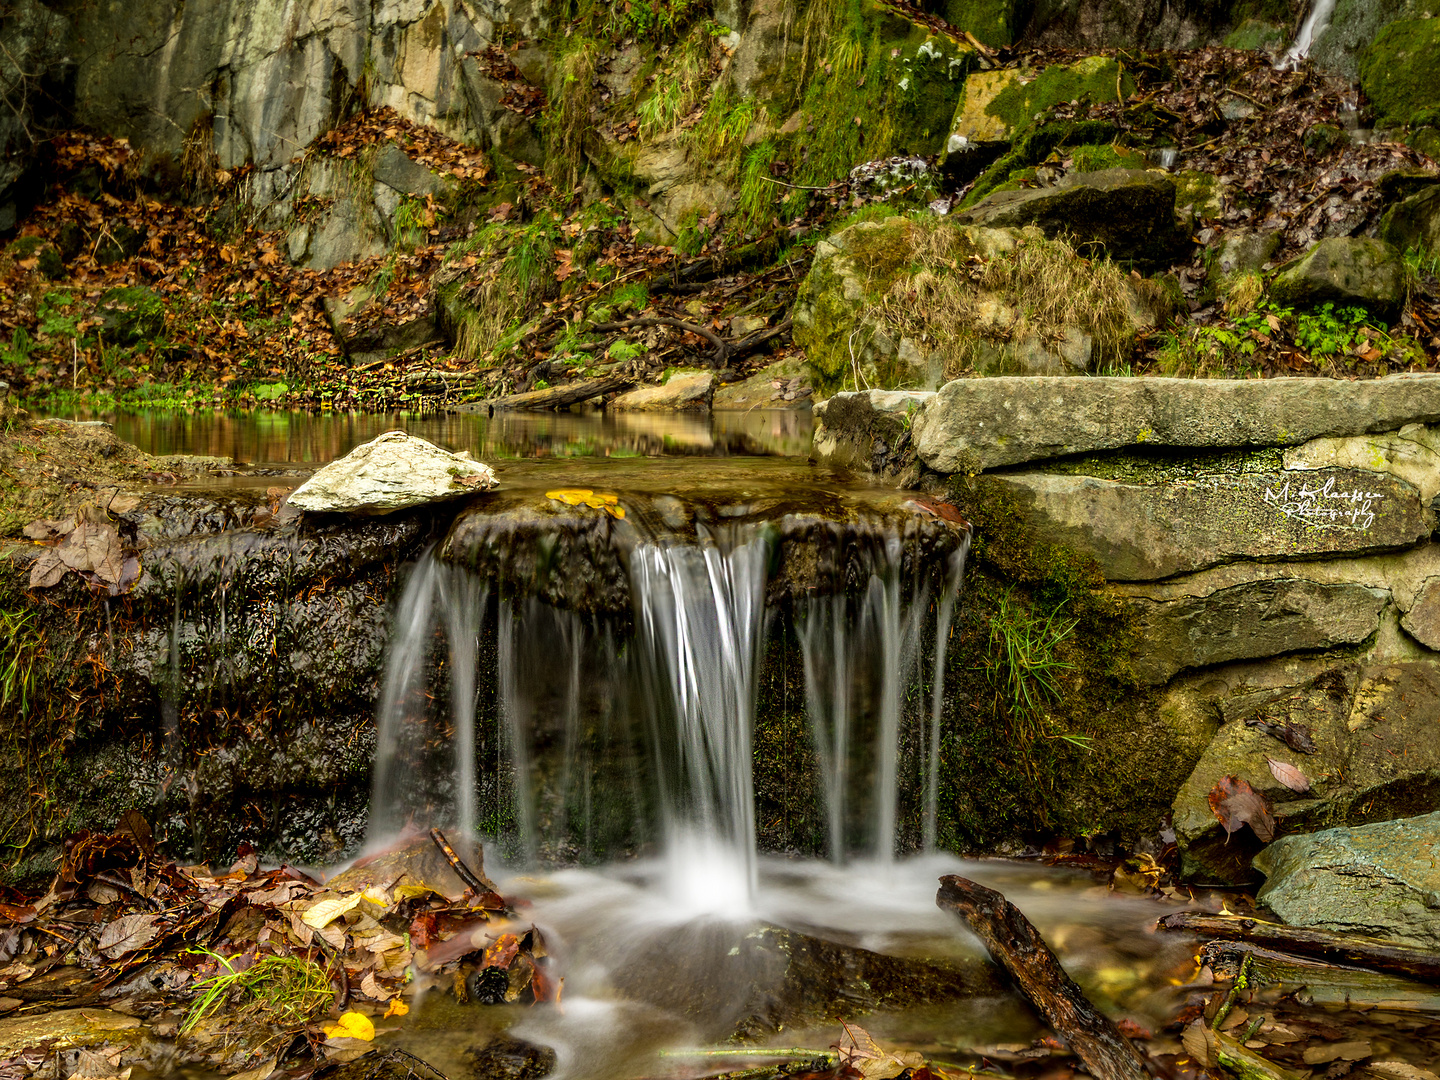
1254,811,1440,949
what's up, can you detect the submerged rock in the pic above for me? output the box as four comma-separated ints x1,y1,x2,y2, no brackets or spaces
1268,237,1405,315
1254,811,1440,949
288,431,496,515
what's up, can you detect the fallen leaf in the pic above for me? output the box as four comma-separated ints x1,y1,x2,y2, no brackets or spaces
383,998,409,1019
1267,757,1311,793
1208,775,1275,842
97,912,163,958
1302,1040,1371,1064
303,891,364,929
323,1011,375,1041
1367,1063,1440,1080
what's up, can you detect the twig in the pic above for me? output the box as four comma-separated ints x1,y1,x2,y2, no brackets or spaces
759,175,846,192
658,1049,833,1059
429,827,499,894
591,316,730,361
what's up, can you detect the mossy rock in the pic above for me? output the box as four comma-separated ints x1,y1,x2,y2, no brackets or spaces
6,236,64,279
940,0,1026,47
95,286,166,345
1224,18,1288,51
1359,17,1440,130
950,57,1132,145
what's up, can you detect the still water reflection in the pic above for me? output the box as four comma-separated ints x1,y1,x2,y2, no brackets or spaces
69,408,814,466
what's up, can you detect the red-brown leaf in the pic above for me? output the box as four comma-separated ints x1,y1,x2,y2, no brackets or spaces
1207,775,1275,842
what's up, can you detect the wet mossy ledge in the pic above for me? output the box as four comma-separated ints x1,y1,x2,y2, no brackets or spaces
814,375,1440,881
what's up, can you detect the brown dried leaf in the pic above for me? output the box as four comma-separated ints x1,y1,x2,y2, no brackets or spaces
1267,757,1311,793
97,912,163,958
1207,775,1276,842
29,549,67,589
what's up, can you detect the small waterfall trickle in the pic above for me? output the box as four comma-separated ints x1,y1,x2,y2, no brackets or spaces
924,540,969,852
368,551,488,843
631,528,770,910
1277,0,1337,69
798,533,962,864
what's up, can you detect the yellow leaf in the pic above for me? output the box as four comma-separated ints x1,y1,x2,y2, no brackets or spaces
383,999,409,1019
545,488,594,505
302,892,364,929
323,1012,375,1041
604,505,625,519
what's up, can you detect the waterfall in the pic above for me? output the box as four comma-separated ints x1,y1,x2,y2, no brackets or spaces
367,551,487,843
1277,0,1337,69
798,532,964,863
631,528,770,909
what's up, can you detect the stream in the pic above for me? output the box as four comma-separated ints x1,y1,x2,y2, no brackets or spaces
58,407,1196,1079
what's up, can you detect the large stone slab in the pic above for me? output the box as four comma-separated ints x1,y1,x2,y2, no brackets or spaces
911,374,1440,473
989,469,1433,581
1253,811,1440,949
1284,424,1440,503
289,431,496,515
1129,579,1388,685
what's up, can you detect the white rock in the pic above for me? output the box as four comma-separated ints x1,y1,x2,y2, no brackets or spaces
288,431,496,515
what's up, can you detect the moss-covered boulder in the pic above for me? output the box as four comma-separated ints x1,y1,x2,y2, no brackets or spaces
947,56,1131,146
1359,17,1440,130
94,286,166,345
1379,184,1440,254
1269,237,1405,317
793,213,1160,394
5,235,64,279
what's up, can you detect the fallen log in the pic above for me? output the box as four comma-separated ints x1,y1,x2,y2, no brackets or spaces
936,875,1150,1080
1159,911,1440,984
484,375,633,412
1199,940,1440,1012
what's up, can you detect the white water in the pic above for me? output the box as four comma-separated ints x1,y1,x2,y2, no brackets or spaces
1277,0,1337,69
631,528,770,910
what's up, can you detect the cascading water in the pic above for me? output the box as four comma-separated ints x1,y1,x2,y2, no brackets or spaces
1277,0,1337,69
630,527,769,911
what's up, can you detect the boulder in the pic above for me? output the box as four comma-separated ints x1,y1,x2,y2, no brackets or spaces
1268,237,1405,316
1127,579,1388,686
94,286,165,345
947,58,1128,145
1359,16,1440,129
712,356,814,411
609,372,715,411
985,468,1432,581
288,432,497,515
910,374,1440,473
952,168,1184,266
1172,647,1440,884
811,390,933,479
371,143,447,198
1379,185,1440,256
1214,228,1280,276
1253,811,1440,950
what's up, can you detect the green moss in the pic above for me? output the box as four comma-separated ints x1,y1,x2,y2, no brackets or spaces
931,475,1177,849
1360,18,1440,129
981,57,1132,140
963,118,1117,207
940,0,1025,47
1224,19,1288,51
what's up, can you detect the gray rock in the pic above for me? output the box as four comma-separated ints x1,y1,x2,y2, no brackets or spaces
712,356,814,411
952,168,1185,266
1215,228,1281,275
288,432,496,515
986,468,1432,581
609,372,716,411
1129,579,1388,685
910,374,1440,473
1400,578,1440,649
1269,237,1405,315
1173,647,1440,884
306,197,388,272
1284,424,1440,503
811,390,934,478
1379,185,1440,256
1254,811,1440,949
372,143,446,197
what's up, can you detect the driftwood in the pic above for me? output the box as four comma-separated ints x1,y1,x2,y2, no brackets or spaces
936,875,1150,1080
429,827,499,895
1199,940,1440,1012
485,374,633,412
1183,1022,1303,1080
1159,911,1440,984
